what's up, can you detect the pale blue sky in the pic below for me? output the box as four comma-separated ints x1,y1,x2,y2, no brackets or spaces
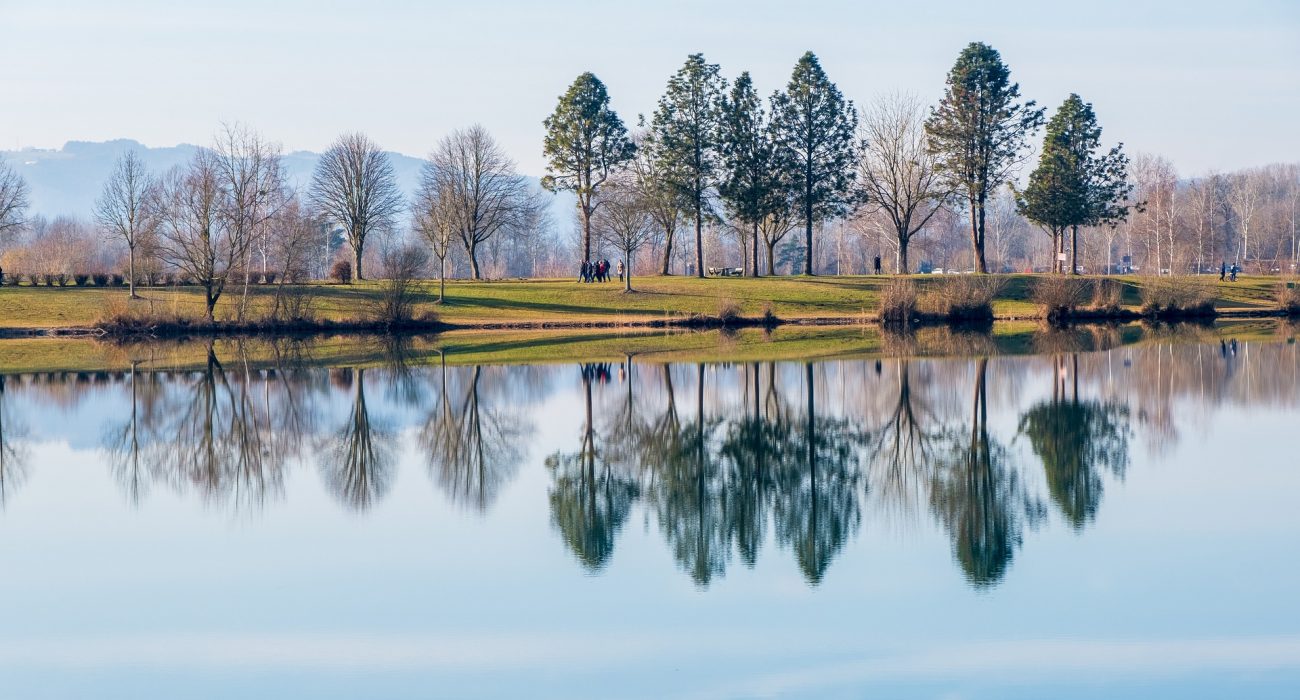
2,0,1297,175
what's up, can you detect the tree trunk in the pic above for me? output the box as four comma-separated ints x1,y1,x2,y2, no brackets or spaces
128,246,138,299
437,256,446,303
1070,225,1080,276
694,200,704,279
582,200,593,264
205,285,217,323
354,239,365,281
624,250,632,292
469,241,482,280
766,240,776,276
803,213,814,275
898,238,910,275
751,221,759,277
973,196,988,273
660,228,674,275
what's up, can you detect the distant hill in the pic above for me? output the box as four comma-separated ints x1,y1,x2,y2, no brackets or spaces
2,139,571,225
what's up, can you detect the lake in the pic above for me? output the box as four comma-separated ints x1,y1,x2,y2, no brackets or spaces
1,329,1298,698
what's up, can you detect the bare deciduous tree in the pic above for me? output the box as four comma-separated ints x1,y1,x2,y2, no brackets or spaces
0,157,29,240
155,149,242,322
309,132,403,281
594,177,655,292
857,93,949,274
95,152,159,297
425,125,534,280
412,166,458,302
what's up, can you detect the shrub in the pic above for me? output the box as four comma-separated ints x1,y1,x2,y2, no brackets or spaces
922,275,1003,322
760,302,778,328
42,273,57,287
271,286,319,323
72,273,90,287
1140,276,1216,318
91,273,110,287
879,278,919,324
330,260,353,284
1090,278,1125,313
716,298,741,326
110,273,126,287
1031,277,1091,321
1278,282,1300,315
370,246,427,326
262,272,277,285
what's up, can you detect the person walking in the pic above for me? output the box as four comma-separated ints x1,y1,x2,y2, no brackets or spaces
1230,262,1239,282
616,260,625,282
873,256,882,275
579,260,588,283
1219,261,1227,281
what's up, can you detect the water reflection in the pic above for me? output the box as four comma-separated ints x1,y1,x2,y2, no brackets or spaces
4,332,1299,588
0,375,28,506
1018,354,1130,529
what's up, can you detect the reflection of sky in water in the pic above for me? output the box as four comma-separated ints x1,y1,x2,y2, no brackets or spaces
0,340,1298,699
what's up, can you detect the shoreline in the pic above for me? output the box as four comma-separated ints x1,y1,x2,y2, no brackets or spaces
0,306,1295,340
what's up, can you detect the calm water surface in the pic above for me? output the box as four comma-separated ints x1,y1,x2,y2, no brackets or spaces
1,337,1299,698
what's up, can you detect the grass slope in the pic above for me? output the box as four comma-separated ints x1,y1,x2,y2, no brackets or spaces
0,274,1290,330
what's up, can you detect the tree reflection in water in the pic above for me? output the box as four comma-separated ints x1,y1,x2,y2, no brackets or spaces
421,359,529,512
545,363,639,570
1018,354,1130,530
322,367,394,512
0,374,28,507
547,361,865,587
9,329,1294,587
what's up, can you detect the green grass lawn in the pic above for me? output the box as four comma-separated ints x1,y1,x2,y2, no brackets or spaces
0,273,1291,330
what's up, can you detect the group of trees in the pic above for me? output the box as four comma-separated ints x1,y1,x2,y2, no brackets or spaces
2,42,1298,286
542,51,862,282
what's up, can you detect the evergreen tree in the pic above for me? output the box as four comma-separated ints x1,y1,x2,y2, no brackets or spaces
926,42,1044,273
542,72,636,265
1018,94,1133,273
771,52,858,275
650,53,725,278
718,72,785,277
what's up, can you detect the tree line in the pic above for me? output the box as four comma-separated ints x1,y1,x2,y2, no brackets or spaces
1,42,1298,290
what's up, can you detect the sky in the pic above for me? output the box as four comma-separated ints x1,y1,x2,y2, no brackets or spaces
1,0,1298,176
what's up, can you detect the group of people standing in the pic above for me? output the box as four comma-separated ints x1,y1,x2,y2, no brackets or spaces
579,259,623,283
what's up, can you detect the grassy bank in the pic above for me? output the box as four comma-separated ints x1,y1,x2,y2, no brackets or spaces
1,319,1294,375
0,274,1293,332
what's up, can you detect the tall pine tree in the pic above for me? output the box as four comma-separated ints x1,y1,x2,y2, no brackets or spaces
1018,94,1133,274
718,72,785,277
650,54,725,278
542,72,636,265
771,52,858,275
926,42,1044,273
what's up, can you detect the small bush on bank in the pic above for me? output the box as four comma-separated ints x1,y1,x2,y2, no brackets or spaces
716,298,742,326
1091,278,1125,313
371,246,428,327
110,273,126,287
879,278,919,324
1140,276,1216,318
1031,277,1092,322
1278,282,1300,315
91,273,110,287
923,275,1003,322
330,260,353,285
72,273,90,287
